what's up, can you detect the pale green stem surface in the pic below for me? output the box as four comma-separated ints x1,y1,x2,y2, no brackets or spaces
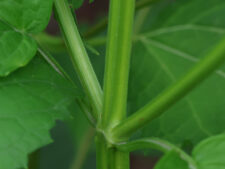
95,133,109,169
102,0,135,129
109,149,130,169
54,0,103,121
98,0,135,168
112,37,225,140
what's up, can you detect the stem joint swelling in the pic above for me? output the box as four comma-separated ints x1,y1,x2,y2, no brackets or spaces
95,126,123,148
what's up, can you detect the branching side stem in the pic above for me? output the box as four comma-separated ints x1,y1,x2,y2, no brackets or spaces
54,0,103,121
53,1,225,169
102,0,135,129
116,138,197,169
112,37,225,140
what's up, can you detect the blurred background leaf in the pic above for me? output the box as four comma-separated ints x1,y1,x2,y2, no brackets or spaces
154,151,189,169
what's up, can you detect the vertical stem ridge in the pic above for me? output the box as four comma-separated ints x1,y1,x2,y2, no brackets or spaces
95,134,109,169
99,0,135,168
102,0,135,128
109,149,130,169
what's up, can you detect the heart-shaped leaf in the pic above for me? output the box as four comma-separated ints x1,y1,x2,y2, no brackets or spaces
0,0,53,76
154,151,189,169
0,21,37,76
193,134,225,169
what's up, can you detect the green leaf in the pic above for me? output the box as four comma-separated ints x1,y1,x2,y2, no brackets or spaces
0,21,37,76
128,0,225,144
0,0,53,33
193,134,225,169
72,0,84,9
0,55,77,169
154,151,189,169
0,0,53,76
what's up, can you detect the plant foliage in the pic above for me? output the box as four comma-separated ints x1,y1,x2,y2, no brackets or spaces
0,0,225,168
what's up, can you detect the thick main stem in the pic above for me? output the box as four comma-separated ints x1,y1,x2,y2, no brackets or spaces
54,0,103,121
97,0,135,168
108,149,130,169
95,134,109,169
102,0,135,129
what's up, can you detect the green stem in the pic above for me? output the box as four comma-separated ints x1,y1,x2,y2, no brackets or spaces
95,136,130,169
95,133,109,169
86,37,107,47
108,149,130,169
82,0,158,39
38,47,97,125
102,0,135,129
54,0,103,121
98,0,135,168
36,32,106,51
112,37,225,141
116,138,197,169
